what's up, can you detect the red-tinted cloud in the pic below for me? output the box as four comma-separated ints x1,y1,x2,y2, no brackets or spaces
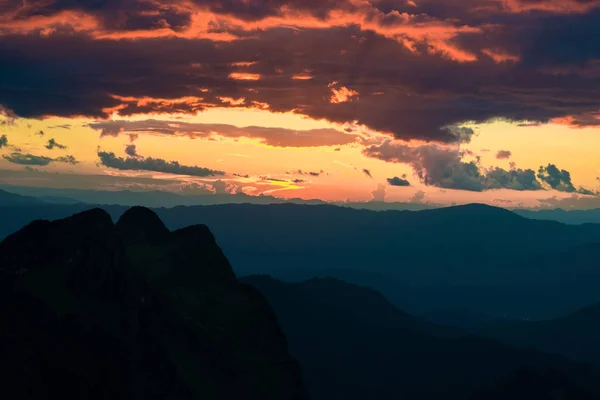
88,119,359,147
0,0,600,144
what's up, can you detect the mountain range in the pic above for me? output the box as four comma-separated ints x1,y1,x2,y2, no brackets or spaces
241,275,600,400
2,200,600,320
476,301,600,367
2,207,600,399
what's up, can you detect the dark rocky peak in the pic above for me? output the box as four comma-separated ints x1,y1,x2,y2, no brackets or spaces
0,208,117,281
0,207,307,400
166,224,236,286
116,207,236,288
116,206,169,246
171,223,215,244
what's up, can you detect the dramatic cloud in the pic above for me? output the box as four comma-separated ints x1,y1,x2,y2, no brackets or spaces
536,163,595,194
3,152,78,166
364,140,544,191
0,134,7,148
1,0,600,207
484,166,542,191
2,2,600,144
496,150,512,159
329,82,359,104
89,120,358,148
387,176,411,187
45,138,67,150
364,141,484,191
97,150,225,177
3,153,51,166
537,164,576,192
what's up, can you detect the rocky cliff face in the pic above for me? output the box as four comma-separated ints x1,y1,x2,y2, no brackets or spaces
0,207,305,400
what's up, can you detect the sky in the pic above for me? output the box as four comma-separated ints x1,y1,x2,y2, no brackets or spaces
1,0,600,209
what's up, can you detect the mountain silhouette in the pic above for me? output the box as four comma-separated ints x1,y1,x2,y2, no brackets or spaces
0,189,41,206
242,275,600,400
151,203,600,319
515,208,600,225
3,202,600,319
0,207,305,400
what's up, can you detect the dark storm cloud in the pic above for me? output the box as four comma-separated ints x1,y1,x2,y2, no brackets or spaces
4,153,53,166
537,164,574,191
496,150,512,159
520,9,600,69
6,0,360,28
484,166,542,191
97,150,225,177
387,176,411,187
364,141,486,191
535,163,594,194
2,151,78,166
364,140,543,192
1,2,600,144
45,138,67,150
189,0,361,20
8,0,192,32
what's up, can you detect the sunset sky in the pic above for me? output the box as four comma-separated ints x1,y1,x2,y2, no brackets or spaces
2,0,600,209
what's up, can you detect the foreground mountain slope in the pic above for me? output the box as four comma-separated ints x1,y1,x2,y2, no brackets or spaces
469,368,599,400
0,207,305,400
477,301,600,367
242,275,600,400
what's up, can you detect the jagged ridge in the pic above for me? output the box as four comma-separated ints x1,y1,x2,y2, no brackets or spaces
0,207,305,400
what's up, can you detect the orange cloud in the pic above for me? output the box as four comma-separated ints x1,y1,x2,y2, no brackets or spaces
292,73,314,80
481,48,520,63
104,95,206,116
0,3,483,63
228,72,262,81
231,61,259,67
328,82,359,104
217,97,247,106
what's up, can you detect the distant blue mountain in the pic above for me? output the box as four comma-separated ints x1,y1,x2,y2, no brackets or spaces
0,189,43,206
